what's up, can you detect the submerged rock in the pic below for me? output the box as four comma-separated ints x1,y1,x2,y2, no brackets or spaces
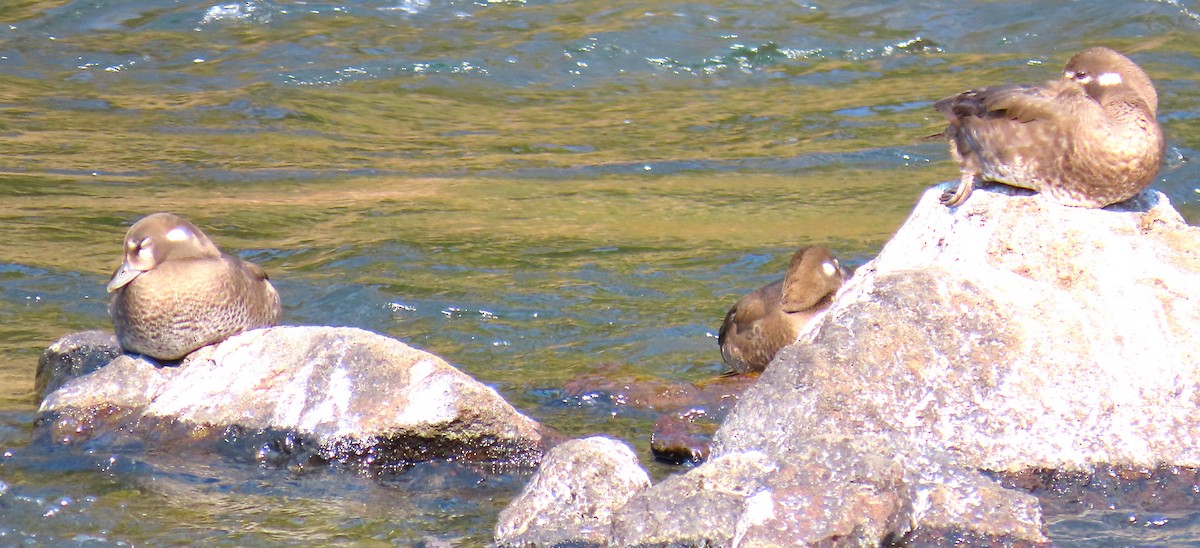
495,436,650,546
560,363,757,464
498,184,1200,545
37,326,547,469
649,412,712,464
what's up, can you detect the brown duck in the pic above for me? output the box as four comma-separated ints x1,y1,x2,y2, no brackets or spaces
936,46,1164,208
107,213,281,360
718,246,845,374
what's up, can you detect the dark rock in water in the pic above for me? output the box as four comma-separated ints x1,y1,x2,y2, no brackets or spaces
561,362,705,411
649,412,712,464
35,330,122,401
562,363,756,465
1000,463,1200,529
37,326,547,469
496,184,1200,545
495,436,649,547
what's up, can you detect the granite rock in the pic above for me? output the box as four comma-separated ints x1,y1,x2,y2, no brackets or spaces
610,439,1046,546
37,326,547,468
717,185,1200,472
495,436,650,546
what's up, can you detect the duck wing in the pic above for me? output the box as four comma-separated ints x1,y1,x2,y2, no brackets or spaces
936,80,1082,124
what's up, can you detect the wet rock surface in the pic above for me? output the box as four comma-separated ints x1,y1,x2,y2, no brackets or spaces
35,330,122,400
498,185,1200,545
649,412,712,464
37,326,548,469
495,436,650,546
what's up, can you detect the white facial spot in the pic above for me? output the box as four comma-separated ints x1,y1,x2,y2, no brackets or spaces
165,227,190,242
1097,72,1122,86
822,261,837,277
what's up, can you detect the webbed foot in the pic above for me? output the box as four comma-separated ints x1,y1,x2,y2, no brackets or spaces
940,176,975,207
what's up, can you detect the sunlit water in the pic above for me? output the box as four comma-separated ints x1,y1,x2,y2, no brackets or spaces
1,0,1198,544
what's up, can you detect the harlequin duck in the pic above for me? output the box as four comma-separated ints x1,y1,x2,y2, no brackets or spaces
936,46,1164,208
718,246,845,374
107,213,281,360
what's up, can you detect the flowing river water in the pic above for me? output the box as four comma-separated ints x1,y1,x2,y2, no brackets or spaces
1,0,1199,544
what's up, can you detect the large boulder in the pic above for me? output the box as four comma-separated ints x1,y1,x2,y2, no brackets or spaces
716,184,1200,471
37,326,548,468
497,184,1200,545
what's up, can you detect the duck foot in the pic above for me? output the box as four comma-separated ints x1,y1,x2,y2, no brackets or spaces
940,175,975,207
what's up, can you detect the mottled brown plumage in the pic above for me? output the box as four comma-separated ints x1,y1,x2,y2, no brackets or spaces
107,213,281,360
937,46,1164,208
718,246,845,374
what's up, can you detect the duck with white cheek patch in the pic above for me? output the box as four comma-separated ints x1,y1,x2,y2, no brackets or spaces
718,246,846,375
107,213,282,361
935,46,1164,208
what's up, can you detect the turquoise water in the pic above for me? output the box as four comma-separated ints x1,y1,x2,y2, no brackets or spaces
1,0,1199,544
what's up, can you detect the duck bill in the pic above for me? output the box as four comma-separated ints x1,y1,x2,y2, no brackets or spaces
106,263,144,292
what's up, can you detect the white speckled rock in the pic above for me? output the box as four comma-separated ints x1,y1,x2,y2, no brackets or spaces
606,441,1045,546
718,185,1200,472
38,326,546,467
495,436,650,546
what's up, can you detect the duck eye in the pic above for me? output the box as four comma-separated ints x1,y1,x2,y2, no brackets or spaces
136,238,155,262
